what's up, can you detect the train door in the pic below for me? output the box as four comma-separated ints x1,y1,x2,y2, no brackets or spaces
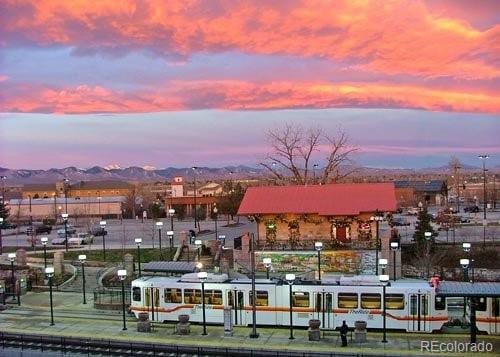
144,287,160,321
314,292,334,329
408,292,430,332
227,290,246,326
492,298,499,334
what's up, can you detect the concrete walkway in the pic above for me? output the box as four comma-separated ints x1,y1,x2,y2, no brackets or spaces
0,291,498,356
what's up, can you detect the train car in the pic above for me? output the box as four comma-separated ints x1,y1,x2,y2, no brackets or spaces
129,273,499,334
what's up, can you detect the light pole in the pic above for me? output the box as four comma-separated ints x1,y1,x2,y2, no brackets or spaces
63,178,69,213
314,241,323,281
263,258,272,279
371,214,383,275
379,274,389,343
117,269,127,331
156,221,163,252
0,281,5,305
45,266,55,326
379,258,387,275
213,205,218,241
218,234,226,247
285,273,296,340
100,220,107,261
478,154,489,247
192,167,198,231
41,237,48,268
313,163,319,184
390,241,399,281
97,195,102,217
135,238,142,277
424,231,432,278
198,271,208,335
249,232,259,339
166,231,174,249
168,208,175,232
79,254,87,304
62,213,69,253
8,253,16,302
0,217,3,255
195,239,202,261
462,242,473,282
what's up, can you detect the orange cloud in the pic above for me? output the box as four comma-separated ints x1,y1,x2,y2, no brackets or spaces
1,81,498,114
1,0,498,80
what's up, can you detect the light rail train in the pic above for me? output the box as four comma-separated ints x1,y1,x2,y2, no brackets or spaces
130,273,500,334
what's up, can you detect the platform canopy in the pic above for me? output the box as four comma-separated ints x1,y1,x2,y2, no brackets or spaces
436,281,500,298
143,261,198,274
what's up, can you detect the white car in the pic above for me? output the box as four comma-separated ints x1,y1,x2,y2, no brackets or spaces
406,207,420,215
57,225,77,237
68,233,94,245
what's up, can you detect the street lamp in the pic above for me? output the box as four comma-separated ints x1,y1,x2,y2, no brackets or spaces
378,258,388,275
0,281,5,305
249,232,259,339
168,208,175,231
79,254,87,304
135,238,142,277
41,237,48,268
198,271,208,335
285,273,296,340
62,213,69,253
371,214,383,275
194,239,202,261
0,217,3,255
478,154,489,247
100,220,107,261
8,253,16,302
117,269,127,331
97,196,102,216
45,266,55,326
314,241,323,281
424,231,432,279
263,258,272,279
390,241,399,281
63,178,69,213
192,167,198,231
460,258,470,282
218,234,226,247
213,205,218,241
156,221,163,252
166,230,174,249
379,274,390,343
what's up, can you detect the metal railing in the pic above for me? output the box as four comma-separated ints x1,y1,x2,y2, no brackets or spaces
93,288,130,307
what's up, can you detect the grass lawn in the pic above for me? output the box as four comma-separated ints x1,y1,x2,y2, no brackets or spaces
31,248,176,263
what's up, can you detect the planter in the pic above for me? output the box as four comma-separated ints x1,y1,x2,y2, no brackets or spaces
308,319,321,329
178,314,190,323
355,320,367,331
138,312,149,322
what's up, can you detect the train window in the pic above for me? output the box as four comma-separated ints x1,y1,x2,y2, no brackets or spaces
435,296,446,310
361,294,381,309
184,289,202,304
205,290,223,305
164,288,182,303
132,287,141,302
385,294,404,310
476,297,487,311
292,292,309,308
249,291,269,306
338,293,358,309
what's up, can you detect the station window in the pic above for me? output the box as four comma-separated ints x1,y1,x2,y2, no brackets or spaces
132,287,141,302
361,293,381,309
164,288,182,303
249,290,269,306
338,293,358,309
205,290,223,305
476,297,487,311
386,294,405,310
292,292,310,308
435,296,446,310
184,289,202,304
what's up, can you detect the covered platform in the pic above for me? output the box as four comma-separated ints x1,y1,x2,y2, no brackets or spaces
142,261,198,275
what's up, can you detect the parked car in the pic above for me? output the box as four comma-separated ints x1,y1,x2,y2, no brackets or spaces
89,226,107,236
406,207,420,215
26,225,52,235
464,205,480,213
68,233,94,245
51,237,67,245
391,218,410,226
0,221,17,229
57,225,77,237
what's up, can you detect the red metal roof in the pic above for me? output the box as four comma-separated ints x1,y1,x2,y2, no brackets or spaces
237,183,396,216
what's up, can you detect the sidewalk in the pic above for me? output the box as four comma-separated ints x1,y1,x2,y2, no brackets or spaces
1,291,499,356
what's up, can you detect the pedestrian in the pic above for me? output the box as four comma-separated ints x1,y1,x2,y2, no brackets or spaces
340,320,349,347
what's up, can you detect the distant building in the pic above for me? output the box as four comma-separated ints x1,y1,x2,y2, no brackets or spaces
23,180,134,199
394,180,448,206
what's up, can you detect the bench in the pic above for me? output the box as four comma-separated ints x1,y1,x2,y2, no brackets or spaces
320,328,353,344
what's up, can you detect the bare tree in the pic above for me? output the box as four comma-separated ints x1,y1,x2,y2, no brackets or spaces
260,123,358,185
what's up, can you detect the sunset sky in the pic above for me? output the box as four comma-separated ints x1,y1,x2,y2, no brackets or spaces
1,0,499,169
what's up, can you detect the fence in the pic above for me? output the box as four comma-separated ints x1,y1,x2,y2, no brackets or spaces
93,288,130,310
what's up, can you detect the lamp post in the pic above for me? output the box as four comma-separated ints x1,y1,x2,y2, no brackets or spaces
100,220,107,261
63,178,69,213
0,217,3,255
195,239,202,261
79,254,87,304
45,266,55,326
41,237,48,268
192,167,198,230
198,271,208,335
263,258,272,279
379,258,388,275
249,232,259,339
371,214,383,275
424,231,432,279
97,195,102,216
478,154,489,247
314,241,323,281
62,213,69,253
0,281,5,305
135,238,142,277
213,205,218,241
390,241,399,281
379,274,389,343
117,269,127,331
156,221,163,252
8,253,16,302
167,231,174,249
218,234,226,247
313,163,319,184
462,242,473,282
168,208,175,231
285,273,296,340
